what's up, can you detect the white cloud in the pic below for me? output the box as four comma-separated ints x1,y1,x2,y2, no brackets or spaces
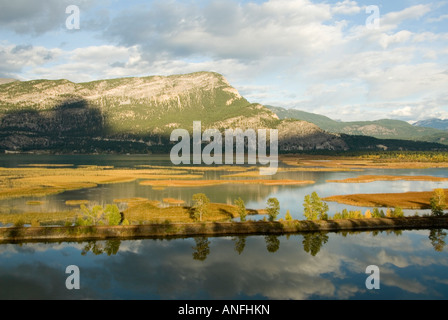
0,0,97,35
332,0,361,15
1,0,447,122
381,4,432,30
0,43,63,79
427,14,448,23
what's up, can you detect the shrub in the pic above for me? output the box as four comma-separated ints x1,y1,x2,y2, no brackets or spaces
365,209,372,219
333,212,342,220
430,189,446,216
392,207,404,218
105,204,121,226
76,204,122,226
372,208,385,218
14,219,26,227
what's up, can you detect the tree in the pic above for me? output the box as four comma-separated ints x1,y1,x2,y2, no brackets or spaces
303,192,329,221
77,204,122,226
365,209,372,219
430,189,446,216
105,204,122,226
372,207,385,218
78,204,105,226
266,197,280,222
234,197,247,222
285,210,293,221
392,207,404,218
192,193,210,221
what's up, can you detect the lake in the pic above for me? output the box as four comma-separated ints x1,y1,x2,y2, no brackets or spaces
0,154,447,300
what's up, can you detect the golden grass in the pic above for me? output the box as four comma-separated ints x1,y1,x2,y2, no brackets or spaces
113,198,161,208
113,197,149,203
0,199,263,226
136,165,254,172
220,167,361,178
327,175,448,183
163,198,186,205
0,167,203,200
323,189,448,209
124,202,241,223
140,179,315,187
65,200,90,206
26,201,45,206
18,164,74,168
0,211,78,226
280,155,448,169
279,167,363,172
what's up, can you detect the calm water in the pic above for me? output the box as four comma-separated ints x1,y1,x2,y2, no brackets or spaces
1,154,448,219
0,154,447,300
0,230,447,299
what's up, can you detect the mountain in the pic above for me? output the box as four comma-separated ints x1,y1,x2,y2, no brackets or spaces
267,106,448,145
414,119,448,131
0,72,352,153
0,72,445,154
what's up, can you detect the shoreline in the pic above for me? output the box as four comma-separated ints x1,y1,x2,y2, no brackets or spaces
324,189,448,209
1,216,447,243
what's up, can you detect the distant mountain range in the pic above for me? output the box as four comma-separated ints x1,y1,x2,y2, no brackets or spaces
413,119,448,131
267,106,448,146
0,72,446,154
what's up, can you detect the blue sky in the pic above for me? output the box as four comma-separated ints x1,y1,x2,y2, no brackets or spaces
1,0,447,122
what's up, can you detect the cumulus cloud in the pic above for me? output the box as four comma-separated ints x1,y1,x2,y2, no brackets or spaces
0,43,62,79
1,0,447,121
332,0,361,15
0,0,97,35
102,0,341,63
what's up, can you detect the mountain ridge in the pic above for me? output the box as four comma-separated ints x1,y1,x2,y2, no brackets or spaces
267,105,448,145
0,72,350,153
413,118,448,131
0,72,445,154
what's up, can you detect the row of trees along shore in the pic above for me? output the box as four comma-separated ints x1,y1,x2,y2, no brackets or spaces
231,188,446,222
63,188,446,228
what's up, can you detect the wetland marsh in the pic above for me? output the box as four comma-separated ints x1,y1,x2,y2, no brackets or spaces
0,153,447,300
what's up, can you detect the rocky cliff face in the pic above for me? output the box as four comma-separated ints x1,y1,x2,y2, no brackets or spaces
0,72,348,153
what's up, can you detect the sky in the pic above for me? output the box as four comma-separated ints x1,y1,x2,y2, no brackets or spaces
0,0,447,122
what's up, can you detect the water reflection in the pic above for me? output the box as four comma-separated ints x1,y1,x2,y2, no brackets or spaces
302,232,329,257
51,228,448,259
0,229,447,300
429,229,447,252
233,236,246,255
264,235,280,253
192,237,211,261
81,240,121,256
